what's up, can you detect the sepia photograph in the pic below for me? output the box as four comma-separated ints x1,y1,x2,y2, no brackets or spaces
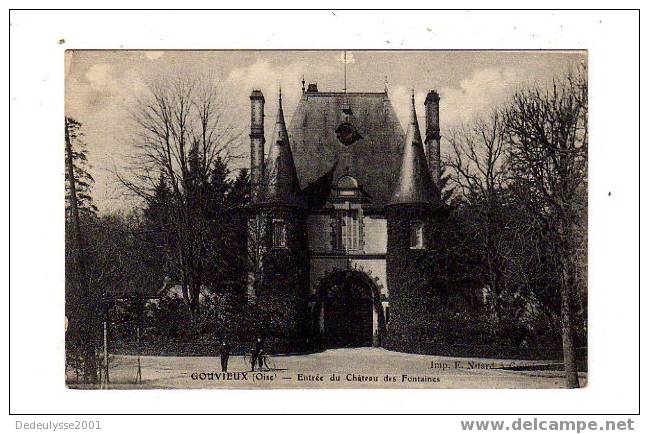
64,49,588,390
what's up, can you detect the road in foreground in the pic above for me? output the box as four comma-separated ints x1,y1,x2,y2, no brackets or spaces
68,347,587,389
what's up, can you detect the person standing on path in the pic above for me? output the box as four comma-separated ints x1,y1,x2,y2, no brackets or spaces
220,341,230,372
251,337,263,371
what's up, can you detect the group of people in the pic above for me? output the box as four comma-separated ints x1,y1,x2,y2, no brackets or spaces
218,337,266,373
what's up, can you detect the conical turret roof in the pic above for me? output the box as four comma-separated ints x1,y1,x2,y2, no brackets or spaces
389,91,437,207
259,90,306,208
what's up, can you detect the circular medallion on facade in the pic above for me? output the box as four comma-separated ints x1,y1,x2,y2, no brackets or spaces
335,122,363,146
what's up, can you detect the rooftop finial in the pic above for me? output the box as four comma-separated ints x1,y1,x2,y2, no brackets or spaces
279,86,282,102
301,75,305,94
411,88,415,103
384,76,389,94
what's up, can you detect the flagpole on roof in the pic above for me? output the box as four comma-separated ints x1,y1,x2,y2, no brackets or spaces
343,50,347,93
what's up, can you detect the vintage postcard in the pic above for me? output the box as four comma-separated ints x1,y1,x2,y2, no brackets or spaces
64,50,588,389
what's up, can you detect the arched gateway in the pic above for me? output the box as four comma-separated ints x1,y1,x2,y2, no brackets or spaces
313,270,387,348
245,86,443,354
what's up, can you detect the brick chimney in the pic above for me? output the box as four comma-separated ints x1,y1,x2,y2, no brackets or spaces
250,89,265,201
424,90,441,197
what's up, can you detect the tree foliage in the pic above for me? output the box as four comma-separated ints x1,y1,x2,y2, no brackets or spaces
117,74,242,319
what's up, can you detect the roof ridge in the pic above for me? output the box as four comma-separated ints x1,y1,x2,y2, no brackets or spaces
304,91,387,97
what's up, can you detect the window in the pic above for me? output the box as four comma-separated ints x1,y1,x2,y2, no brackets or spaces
334,210,360,251
272,219,287,248
410,221,425,249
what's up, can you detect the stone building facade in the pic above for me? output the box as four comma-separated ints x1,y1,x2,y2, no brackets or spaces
247,83,442,351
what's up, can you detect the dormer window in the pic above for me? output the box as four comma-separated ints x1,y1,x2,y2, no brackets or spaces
410,221,425,249
272,219,287,248
337,175,358,189
332,175,364,200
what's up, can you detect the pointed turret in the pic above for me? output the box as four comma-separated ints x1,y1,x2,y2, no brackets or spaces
385,91,440,354
259,89,306,208
389,91,437,207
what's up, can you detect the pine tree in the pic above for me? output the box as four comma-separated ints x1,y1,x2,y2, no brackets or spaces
207,157,231,216
143,174,175,278
224,168,250,291
64,116,99,384
226,168,250,209
202,160,239,294
64,117,98,219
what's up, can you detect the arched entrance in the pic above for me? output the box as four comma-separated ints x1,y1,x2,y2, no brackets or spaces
313,270,386,348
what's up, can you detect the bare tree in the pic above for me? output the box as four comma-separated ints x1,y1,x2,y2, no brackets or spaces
117,74,240,320
503,67,588,388
447,111,508,204
447,112,512,323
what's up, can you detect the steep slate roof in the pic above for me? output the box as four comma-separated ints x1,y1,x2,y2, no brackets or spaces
258,91,306,208
288,91,405,210
388,92,437,207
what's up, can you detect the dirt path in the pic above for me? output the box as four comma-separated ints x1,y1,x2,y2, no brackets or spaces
68,347,587,389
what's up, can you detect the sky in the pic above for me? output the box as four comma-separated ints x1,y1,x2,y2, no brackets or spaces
65,50,586,214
